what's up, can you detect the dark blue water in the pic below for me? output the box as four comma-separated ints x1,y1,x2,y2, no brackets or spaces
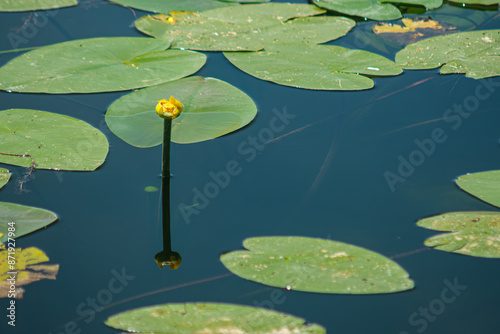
1,1,499,333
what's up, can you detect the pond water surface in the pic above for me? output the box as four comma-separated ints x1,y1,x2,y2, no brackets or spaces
1,1,499,333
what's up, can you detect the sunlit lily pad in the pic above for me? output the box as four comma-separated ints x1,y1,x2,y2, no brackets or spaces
220,236,414,294
105,303,326,333
455,170,500,208
396,30,500,79
0,169,10,190
135,4,354,51
0,109,109,171
417,212,500,258
0,0,77,11
0,37,206,93
312,0,442,21
106,76,257,145
0,202,58,244
224,43,402,90
110,0,238,13
0,247,59,298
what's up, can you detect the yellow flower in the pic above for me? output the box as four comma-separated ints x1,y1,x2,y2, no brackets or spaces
156,96,183,119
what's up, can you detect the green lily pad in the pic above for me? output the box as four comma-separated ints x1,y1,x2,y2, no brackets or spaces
224,43,402,90
0,169,10,190
220,236,414,294
455,170,500,208
312,0,442,21
105,303,326,333
109,0,238,13
417,211,500,258
0,37,206,93
134,4,354,51
0,0,77,11
396,30,500,79
0,202,58,244
0,109,109,171
106,76,257,146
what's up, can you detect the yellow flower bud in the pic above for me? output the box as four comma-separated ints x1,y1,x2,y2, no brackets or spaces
156,96,183,119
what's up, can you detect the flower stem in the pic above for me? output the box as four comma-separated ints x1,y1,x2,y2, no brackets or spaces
162,118,172,179
161,118,172,251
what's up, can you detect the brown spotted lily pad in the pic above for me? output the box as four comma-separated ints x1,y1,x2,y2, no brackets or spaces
220,236,414,294
105,303,326,333
417,212,500,258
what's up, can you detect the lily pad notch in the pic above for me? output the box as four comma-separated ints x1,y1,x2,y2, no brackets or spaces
105,76,258,146
220,236,414,294
396,30,500,79
417,211,500,258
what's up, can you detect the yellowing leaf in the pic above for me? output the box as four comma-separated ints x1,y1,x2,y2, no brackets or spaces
0,247,58,299
373,17,457,45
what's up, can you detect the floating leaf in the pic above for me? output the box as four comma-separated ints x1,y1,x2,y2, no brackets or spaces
0,169,10,190
0,0,77,11
455,170,500,209
417,212,500,258
106,76,257,146
224,43,402,90
144,186,159,192
110,0,238,13
0,37,206,93
373,17,457,46
135,4,354,51
396,30,500,79
0,202,58,244
220,236,414,294
312,0,442,21
0,247,59,298
105,303,326,333
0,109,109,171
